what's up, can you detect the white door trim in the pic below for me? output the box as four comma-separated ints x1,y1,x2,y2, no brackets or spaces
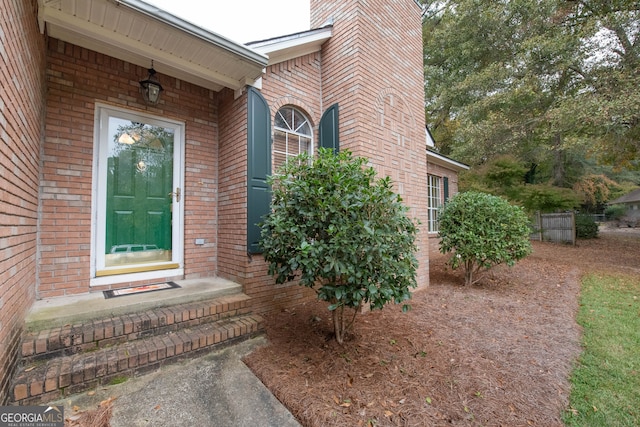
90,103,185,286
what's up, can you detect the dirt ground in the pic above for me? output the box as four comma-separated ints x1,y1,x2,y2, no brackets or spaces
244,227,640,427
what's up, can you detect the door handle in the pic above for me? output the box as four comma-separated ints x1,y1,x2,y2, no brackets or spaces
168,187,181,202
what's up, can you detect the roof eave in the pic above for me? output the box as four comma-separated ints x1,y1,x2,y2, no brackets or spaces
248,26,333,66
427,149,470,172
39,0,268,92
608,189,640,205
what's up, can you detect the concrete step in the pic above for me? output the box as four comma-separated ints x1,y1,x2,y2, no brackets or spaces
11,313,264,405
25,277,243,331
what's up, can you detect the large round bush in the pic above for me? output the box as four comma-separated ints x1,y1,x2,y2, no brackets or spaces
438,191,532,285
260,148,419,343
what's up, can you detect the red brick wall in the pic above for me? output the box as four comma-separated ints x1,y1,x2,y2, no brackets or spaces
0,0,45,404
245,53,324,312
216,55,322,313
261,53,323,127
40,39,220,297
217,88,248,282
311,0,430,287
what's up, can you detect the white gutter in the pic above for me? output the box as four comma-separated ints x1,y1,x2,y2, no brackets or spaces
427,149,470,171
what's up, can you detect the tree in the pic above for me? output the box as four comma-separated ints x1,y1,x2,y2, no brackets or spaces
556,0,640,168
260,149,419,344
460,155,581,213
420,0,639,185
572,173,620,213
438,191,532,286
422,0,582,173
515,184,580,213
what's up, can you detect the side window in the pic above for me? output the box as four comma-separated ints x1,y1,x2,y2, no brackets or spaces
273,106,313,170
427,174,441,233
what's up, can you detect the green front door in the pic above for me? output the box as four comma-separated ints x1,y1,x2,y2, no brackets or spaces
105,119,173,267
95,107,183,277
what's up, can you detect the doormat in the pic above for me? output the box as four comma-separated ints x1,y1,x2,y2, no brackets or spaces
103,282,180,299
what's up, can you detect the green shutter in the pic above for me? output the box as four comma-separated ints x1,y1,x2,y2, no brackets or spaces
319,103,339,152
247,87,271,254
443,177,449,203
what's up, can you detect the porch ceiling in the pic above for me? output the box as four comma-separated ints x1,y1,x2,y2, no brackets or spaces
38,0,268,93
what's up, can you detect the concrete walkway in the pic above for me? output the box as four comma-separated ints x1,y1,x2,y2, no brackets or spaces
53,337,300,427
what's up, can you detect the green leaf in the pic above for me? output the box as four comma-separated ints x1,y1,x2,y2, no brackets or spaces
438,191,532,285
260,148,419,341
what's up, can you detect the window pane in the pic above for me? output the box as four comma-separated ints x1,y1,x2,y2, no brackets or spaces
427,175,441,232
300,136,311,154
273,107,313,171
273,151,287,169
273,130,287,152
277,108,293,130
275,110,287,129
297,121,311,135
292,110,305,132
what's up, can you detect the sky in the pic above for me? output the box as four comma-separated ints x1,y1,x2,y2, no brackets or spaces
144,0,311,44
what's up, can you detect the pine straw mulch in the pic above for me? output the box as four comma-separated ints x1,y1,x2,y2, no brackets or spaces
65,396,114,427
244,227,640,427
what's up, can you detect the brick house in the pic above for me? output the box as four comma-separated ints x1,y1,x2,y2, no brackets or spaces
425,128,469,237
0,0,438,403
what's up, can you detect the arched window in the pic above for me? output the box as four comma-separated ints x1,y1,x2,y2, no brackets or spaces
273,106,312,169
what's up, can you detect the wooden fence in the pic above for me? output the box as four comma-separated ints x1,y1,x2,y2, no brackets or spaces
531,211,575,245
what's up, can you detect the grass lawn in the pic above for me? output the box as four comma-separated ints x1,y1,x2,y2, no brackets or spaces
564,272,640,427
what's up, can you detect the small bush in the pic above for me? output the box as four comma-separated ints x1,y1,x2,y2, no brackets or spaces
438,191,532,285
575,214,598,239
604,204,626,221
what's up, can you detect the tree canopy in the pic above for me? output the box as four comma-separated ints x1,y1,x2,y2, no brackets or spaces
421,0,640,195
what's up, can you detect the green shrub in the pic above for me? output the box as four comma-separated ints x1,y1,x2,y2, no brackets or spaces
438,191,532,285
575,214,599,239
604,204,626,221
515,184,581,213
260,148,419,344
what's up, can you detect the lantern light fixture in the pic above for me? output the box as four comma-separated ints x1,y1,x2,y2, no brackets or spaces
139,61,163,105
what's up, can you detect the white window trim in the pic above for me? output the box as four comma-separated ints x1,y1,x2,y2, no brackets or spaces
273,106,314,167
427,175,441,233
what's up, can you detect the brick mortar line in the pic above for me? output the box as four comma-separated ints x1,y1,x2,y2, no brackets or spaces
21,295,251,360
11,314,264,405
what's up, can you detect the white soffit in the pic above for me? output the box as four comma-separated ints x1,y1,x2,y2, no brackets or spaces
38,0,268,92
248,26,333,66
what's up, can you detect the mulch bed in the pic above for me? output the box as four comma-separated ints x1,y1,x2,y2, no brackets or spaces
244,228,640,426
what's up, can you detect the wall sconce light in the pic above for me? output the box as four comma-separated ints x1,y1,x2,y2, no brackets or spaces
139,61,163,105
